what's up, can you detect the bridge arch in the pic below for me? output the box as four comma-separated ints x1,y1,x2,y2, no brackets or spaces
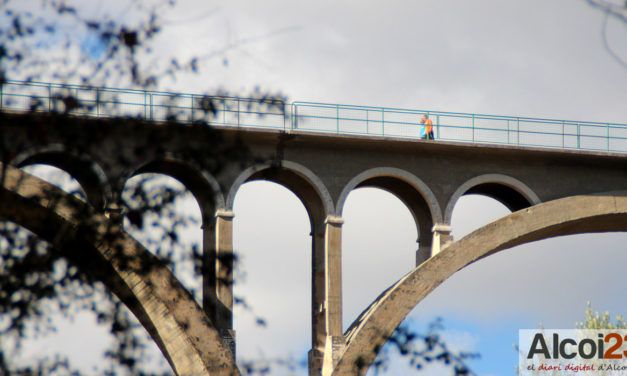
0,164,236,375
337,167,442,254
11,144,112,210
125,156,225,224
334,192,627,375
226,160,335,361
337,167,441,221
226,160,334,225
444,173,541,224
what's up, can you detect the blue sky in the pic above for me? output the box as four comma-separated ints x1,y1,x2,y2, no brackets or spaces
388,315,524,375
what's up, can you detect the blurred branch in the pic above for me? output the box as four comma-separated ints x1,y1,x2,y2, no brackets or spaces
371,319,479,375
585,0,627,23
584,0,627,68
602,10,627,68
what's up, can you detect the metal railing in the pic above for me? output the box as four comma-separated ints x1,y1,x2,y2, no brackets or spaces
1,80,626,153
0,80,288,130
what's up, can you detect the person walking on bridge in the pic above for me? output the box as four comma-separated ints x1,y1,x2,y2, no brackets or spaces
420,114,434,140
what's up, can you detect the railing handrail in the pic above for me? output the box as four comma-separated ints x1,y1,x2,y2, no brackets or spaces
292,100,627,128
4,79,287,105
1,80,626,153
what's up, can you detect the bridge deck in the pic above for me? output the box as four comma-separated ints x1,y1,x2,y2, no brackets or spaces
1,80,626,153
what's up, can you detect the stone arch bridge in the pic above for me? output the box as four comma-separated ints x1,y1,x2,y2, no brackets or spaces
0,111,626,375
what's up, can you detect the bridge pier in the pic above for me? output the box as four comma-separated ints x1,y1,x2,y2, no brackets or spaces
203,209,236,357
310,221,325,375
104,199,125,226
431,223,453,256
323,215,346,371
415,241,433,266
310,215,346,376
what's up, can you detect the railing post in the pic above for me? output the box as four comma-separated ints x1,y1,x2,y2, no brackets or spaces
436,114,440,139
95,88,100,117
191,95,195,122
237,98,240,127
223,99,227,125
472,114,475,141
149,93,154,120
292,103,298,129
0,81,3,111
517,117,520,145
507,119,510,144
366,110,369,134
577,122,581,149
562,121,565,148
336,105,340,134
48,83,52,112
606,123,610,151
382,108,385,136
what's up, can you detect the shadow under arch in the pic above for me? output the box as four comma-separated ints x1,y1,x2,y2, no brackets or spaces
337,167,442,258
444,173,541,224
11,144,112,210
0,164,236,376
126,156,225,224
333,192,627,375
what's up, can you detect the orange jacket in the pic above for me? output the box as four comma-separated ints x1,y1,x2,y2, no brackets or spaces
424,119,433,133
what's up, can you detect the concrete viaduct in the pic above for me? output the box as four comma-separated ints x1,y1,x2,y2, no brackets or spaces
0,111,626,375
